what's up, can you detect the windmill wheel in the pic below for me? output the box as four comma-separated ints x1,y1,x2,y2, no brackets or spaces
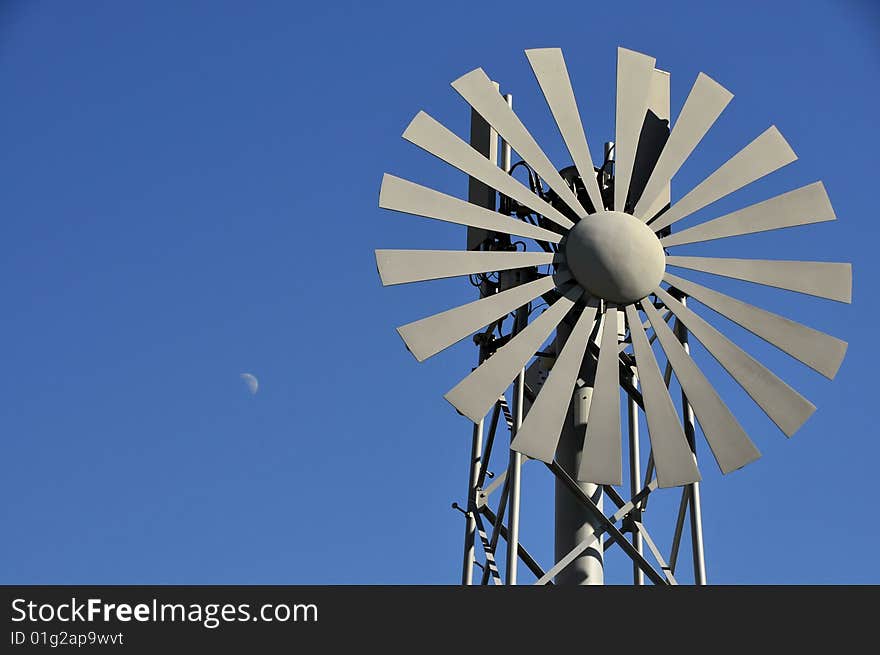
375,47,851,489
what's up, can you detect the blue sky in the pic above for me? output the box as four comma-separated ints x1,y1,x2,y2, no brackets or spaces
0,0,877,584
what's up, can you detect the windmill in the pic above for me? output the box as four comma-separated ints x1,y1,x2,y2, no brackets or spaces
375,47,851,585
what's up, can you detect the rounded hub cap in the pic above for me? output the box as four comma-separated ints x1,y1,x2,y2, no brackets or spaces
564,211,666,304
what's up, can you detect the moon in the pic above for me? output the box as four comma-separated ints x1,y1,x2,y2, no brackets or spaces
240,373,258,395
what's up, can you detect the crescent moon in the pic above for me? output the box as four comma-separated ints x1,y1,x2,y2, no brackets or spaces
240,373,259,395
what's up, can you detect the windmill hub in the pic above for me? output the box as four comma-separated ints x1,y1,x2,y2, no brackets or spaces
564,211,665,304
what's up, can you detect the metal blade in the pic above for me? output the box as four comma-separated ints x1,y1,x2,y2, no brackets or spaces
624,304,701,487
660,182,835,248
653,286,816,437
452,68,588,218
379,174,564,244
664,272,847,379
446,285,584,422
614,47,657,212
524,48,605,213
633,73,733,219
375,249,558,286
666,255,852,303
397,271,571,362
403,111,574,231
641,299,761,474
510,299,599,462
579,306,623,484
650,126,797,233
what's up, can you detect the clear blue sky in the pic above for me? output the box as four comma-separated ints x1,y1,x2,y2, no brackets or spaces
1,1,877,584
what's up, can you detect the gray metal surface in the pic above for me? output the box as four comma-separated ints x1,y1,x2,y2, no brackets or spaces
627,375,643,585
565,210,665,303
379,174,563,245
510,299,599,462
653,286,815,436
664,272,848,379
445,286,583,422
535,479,660,585
397,271,570,362
465,91,499,250
633,73,733,219
461,418,483,585
402,111,574,230
640,298,761,474
632,69,671,222
624,304,700,487
650,126,797,233
631,521,678,585
660,181,835,248
375,249,557,286
666,255,852,303
506,297,528,585
555,320,604,585
525,47,604,213
548,463,669,584
452,68,588,218
614,47,656,212
675,306,707,585
579,306,622,484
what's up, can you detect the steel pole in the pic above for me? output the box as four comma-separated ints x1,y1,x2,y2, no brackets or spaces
460,88,498,585
497,92,525,585
628,374,644,585
676,298,707,585
461,418,483,585
554,321,604,585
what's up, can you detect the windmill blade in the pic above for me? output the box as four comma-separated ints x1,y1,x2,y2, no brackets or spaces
446,285,584,422
379,174,564,244
403,111,574,231
579,306,623,484
650,126,797,233
614,47,657,213
397,271,571,362
524,48,605,213
664,272,848,379
666,255,852,303
653,286,815,437
510,299,599,462
633,73,733,219
375,249,559,286
624,304,701,487
640,299,761,474
452,68,588,218
660,182,835,248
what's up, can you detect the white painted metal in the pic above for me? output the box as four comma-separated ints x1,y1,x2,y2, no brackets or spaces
614,47,657,212
624,304,700,487
397,272,570,362
445,285,582,422
402,111,574,230
579,306,623,483
660,181,835,247
452,68,588,218
654,286,816,436
565,211,665,303
664,272,848,379
650,126,797,233
525,47,605,213
510,299,599,462
641,298,760,473
379,174,564,244
375,249,557,286
666,255,852,303
633,73,733,219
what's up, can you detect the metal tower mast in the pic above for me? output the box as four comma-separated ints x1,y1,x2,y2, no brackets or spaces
457,68,708,586
376,46,851,588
